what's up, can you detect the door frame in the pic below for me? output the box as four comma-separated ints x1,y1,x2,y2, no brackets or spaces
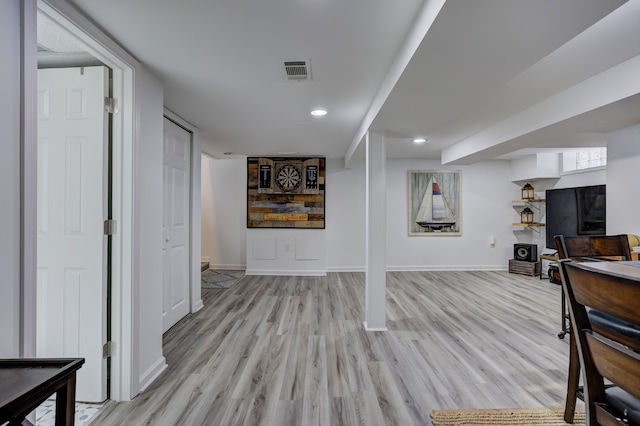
24,0,136,401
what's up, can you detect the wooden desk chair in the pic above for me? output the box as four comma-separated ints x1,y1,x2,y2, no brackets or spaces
559,260,640,425
555,234,633,423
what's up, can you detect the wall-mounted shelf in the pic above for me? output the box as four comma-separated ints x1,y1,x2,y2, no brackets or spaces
512,195,546,234
512,222,545,234
512,199,546,203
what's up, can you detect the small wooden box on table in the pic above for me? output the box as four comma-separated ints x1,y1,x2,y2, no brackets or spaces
508,259,541,277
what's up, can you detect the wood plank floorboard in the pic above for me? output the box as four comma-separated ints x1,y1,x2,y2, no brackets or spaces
91,271,572,425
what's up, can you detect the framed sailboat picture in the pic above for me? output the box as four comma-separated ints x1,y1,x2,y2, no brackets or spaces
408,170,461,236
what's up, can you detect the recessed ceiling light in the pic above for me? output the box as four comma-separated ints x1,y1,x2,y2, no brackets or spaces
310,109,327,116
413,138,427,144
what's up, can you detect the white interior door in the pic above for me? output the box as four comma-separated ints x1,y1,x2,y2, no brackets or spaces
36,66,109,403
162,118,192,333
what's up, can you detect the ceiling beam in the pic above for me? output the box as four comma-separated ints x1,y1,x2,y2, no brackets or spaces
344,0,446,168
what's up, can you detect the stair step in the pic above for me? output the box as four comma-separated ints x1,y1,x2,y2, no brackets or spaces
201,262,209,272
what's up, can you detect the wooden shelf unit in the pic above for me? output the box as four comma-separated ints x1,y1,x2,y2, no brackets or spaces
512,198,546,203
512,222,546,227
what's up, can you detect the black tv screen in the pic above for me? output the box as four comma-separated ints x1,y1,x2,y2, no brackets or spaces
545,185,606,249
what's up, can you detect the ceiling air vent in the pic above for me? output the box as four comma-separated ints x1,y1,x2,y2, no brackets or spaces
283,59,311,81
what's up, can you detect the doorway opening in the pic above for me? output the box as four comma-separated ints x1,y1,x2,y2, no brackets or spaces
36,10,112,403
30,1,137,402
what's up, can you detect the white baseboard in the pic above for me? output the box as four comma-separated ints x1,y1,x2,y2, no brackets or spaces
325,266,366,272
210,263,246,270
363,321,387,332
245,269,327,277
385,265,508,272
138,356,167,394
193,298,204,313
200,256,210,263
244,266,508,275
326,265,508,272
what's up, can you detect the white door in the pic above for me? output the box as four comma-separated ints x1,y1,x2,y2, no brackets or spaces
162,118,191,333
36,66,109,402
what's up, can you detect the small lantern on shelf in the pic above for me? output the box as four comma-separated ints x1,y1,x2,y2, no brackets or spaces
521,183,535,200
520,207,534,224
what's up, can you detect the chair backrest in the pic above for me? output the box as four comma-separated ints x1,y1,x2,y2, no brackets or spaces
555,234,632,261
559,260,640,425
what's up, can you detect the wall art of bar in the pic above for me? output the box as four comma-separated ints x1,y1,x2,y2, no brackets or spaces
247,157,325,228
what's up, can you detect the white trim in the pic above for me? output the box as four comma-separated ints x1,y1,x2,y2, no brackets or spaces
363,322,388,332
210,263,246,270
323,266,511,272
137,357,167,393
325,266,367,272
21,0,38,359
386,265,509,272
245,269,327,277
164,108,197,130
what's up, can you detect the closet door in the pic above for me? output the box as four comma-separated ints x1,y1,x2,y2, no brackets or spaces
162,118,191,333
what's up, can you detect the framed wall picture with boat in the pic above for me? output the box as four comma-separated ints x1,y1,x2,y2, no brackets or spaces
408,170,461,236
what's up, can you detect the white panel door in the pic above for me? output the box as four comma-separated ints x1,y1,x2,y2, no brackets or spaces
36,66,109,402
162,118,191,333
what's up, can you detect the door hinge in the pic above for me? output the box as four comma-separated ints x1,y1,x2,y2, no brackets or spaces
104,97,119,114
103,341,116,359
104,219,117,235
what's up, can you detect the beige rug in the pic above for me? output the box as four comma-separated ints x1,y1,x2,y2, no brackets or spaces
430,407,585,425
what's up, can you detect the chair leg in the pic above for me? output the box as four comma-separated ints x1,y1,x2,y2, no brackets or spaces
564,331,580,423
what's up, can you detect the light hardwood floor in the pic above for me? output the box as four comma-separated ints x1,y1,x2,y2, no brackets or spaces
91,271,573,425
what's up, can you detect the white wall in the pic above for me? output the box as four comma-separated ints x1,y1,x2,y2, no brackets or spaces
554,169,607,189
134,67,166,393
386,159,516,270
246,229,326,275
325,159,366,271
607,124,640,235
200,153,624,272
200,156,247,269
0,0,22,357
200,156,366,272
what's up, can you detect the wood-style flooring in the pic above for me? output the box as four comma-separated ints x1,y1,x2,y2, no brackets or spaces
91,271,572,425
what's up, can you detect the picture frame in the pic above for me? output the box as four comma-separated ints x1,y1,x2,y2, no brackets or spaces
408,170,461,236
247,156,325,228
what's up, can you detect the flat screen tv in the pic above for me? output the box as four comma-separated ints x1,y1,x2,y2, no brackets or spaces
545,184,606,249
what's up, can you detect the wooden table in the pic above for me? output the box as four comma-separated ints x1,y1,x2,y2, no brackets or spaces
0,358,84,426
571,259,640,278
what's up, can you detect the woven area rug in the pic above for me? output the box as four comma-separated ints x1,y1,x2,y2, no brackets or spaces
201,269,244,289
430,407,585,425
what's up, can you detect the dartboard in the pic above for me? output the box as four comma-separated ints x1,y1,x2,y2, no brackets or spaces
276,164,302,192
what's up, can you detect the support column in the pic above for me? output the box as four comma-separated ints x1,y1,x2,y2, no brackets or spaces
364,131,387,331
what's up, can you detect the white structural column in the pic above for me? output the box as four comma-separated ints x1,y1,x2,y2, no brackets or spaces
364,131,387,331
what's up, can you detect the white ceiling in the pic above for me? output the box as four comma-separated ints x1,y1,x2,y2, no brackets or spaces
59,0,640,163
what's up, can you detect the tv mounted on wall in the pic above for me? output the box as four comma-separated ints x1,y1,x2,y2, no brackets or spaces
545,184,606,250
